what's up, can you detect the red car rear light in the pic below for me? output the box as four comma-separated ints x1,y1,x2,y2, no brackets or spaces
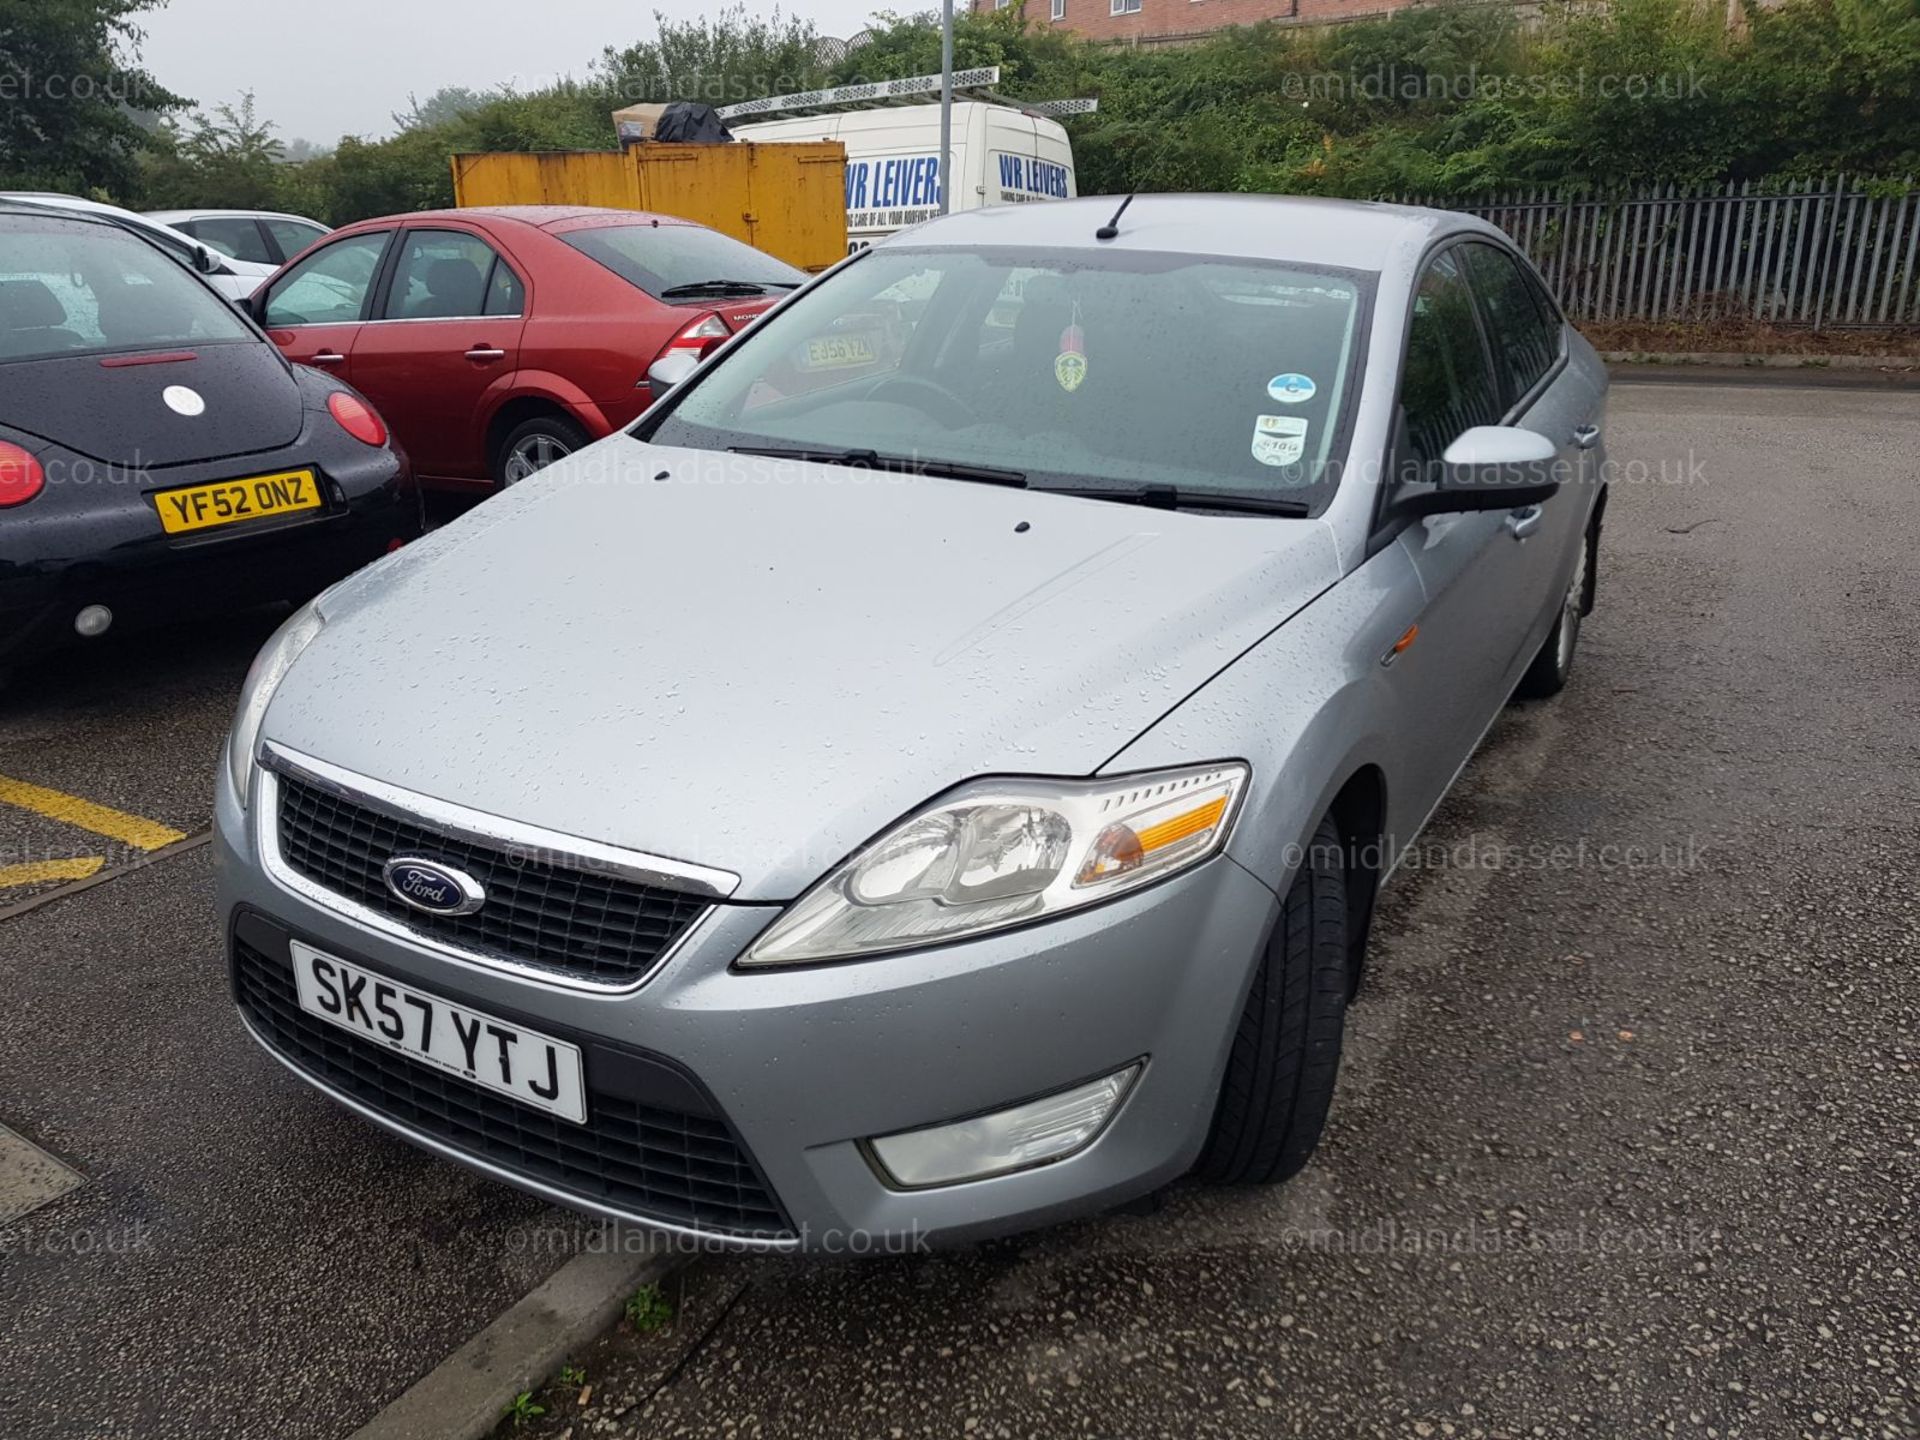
0,441,46,508
660,313,730,362
327,391,389,447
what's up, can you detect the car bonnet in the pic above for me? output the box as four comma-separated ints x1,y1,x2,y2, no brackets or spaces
263,438,1344,900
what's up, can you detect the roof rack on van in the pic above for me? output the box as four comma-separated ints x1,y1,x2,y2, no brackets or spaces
716,68,1098,123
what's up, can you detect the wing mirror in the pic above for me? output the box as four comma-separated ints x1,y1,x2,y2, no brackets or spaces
645,351,700,401
191,244,222,276
1402,425,1562,516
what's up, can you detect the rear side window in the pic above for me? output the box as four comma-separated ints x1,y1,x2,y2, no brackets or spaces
264,217,326,260
1461,242,1561,407
558,223,803,299
1399,249,1502,477
184,216,273,266
482,258,525,317
264,232,390,327
385,230,512,320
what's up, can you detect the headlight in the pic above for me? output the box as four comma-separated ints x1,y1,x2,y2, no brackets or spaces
225,600,326,807
742,762,1248,966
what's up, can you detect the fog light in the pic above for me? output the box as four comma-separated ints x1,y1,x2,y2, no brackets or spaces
74,604,113,638
866,1063,1142,1190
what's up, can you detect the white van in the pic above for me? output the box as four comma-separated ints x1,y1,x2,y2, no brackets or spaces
732,101,1077,251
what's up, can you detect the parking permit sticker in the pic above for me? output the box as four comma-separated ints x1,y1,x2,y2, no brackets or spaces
1251,414,1309,467
1267,373,1316,404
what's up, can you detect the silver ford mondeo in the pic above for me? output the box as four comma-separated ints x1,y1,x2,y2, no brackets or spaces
217,195,1608,1251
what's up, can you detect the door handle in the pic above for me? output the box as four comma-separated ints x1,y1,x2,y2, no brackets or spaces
1506,506,1544,540
1571,423,1602,450
311,351,345,365
465,346,506,362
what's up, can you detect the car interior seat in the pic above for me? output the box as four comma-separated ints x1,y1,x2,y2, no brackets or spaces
411,257,485,319
0,279,88,357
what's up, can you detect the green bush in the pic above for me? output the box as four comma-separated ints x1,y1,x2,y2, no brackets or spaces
29,0,1912,222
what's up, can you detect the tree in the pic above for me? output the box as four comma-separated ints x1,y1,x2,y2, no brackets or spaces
138,92,285,209
393,85,492,133
0,0,187,195
598,5,825,108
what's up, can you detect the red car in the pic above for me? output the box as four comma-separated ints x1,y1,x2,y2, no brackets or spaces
249,206,805,490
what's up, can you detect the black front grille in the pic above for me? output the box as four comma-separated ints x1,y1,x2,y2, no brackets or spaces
233,936,791,1239
275,773,710,986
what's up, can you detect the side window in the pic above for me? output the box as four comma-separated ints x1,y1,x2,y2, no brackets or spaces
263,232,390,327
184,216,274,266
482,258,525,317
264,218,327,261
1462,242,1561,407
1398,249,1502,480
385,230,501,320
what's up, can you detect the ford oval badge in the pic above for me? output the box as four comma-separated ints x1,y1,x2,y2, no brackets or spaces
383,857,486,916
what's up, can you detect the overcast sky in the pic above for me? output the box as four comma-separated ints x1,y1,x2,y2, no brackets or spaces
141,0,881,146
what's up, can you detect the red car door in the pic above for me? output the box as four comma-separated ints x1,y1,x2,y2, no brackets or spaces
348,225,529,482
258,229,394,383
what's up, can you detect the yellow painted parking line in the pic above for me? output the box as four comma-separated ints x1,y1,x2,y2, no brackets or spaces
0,857,108,889
0,774,188,852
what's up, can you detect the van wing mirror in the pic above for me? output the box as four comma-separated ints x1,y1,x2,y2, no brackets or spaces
1402,425,1562,516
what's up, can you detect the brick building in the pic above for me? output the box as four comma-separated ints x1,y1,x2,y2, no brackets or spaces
973,0,1420,46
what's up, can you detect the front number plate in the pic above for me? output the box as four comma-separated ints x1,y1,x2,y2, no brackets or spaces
291,942,588,1124
153,469,321,535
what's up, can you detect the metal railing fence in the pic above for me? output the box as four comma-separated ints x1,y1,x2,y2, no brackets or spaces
1403,177,1919,329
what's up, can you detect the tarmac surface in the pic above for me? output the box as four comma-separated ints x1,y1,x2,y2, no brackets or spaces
1,381,1914,1439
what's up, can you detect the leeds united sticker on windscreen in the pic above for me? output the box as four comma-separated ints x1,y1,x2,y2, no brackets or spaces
1251,414,1309,467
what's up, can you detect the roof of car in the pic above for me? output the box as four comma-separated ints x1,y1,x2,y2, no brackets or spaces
0,199,136,232
894,194,1497,271
346,206,698,233
146,209,327,225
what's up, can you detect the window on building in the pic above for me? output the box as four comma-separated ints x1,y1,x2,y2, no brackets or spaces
1111,0,1141,13
1051,0,1065,17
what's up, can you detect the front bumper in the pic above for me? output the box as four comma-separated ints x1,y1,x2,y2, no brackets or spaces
214,761,1278,1252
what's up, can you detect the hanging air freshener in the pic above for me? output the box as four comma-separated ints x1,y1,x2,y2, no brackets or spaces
1054,302,1087,393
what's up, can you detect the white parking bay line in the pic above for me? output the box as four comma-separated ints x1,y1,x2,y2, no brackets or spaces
0,1123,84,1226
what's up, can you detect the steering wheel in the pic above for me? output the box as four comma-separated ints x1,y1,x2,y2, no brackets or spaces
864,373,978,429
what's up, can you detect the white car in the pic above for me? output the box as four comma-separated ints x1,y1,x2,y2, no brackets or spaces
0,194,276,301
146,209,330,267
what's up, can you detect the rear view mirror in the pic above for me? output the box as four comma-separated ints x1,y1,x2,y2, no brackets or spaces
1405,425,1561,515
191,244,221,276
646,351,700,401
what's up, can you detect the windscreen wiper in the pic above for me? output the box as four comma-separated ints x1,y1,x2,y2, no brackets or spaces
729,445,1028,487
659,279,801,298
1042,484,1311,517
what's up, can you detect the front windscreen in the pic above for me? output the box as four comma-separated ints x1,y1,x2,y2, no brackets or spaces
0,220,252,364
644,245,1372,507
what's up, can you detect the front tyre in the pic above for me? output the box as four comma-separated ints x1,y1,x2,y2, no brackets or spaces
1196,815,1351,1186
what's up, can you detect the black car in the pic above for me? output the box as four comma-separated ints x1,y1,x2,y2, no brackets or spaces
0,203,420,672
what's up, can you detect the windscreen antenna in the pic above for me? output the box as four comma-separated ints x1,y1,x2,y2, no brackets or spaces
1095,194,1135,241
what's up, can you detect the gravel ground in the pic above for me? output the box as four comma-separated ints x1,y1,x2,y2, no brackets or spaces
493,380,1920,1440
